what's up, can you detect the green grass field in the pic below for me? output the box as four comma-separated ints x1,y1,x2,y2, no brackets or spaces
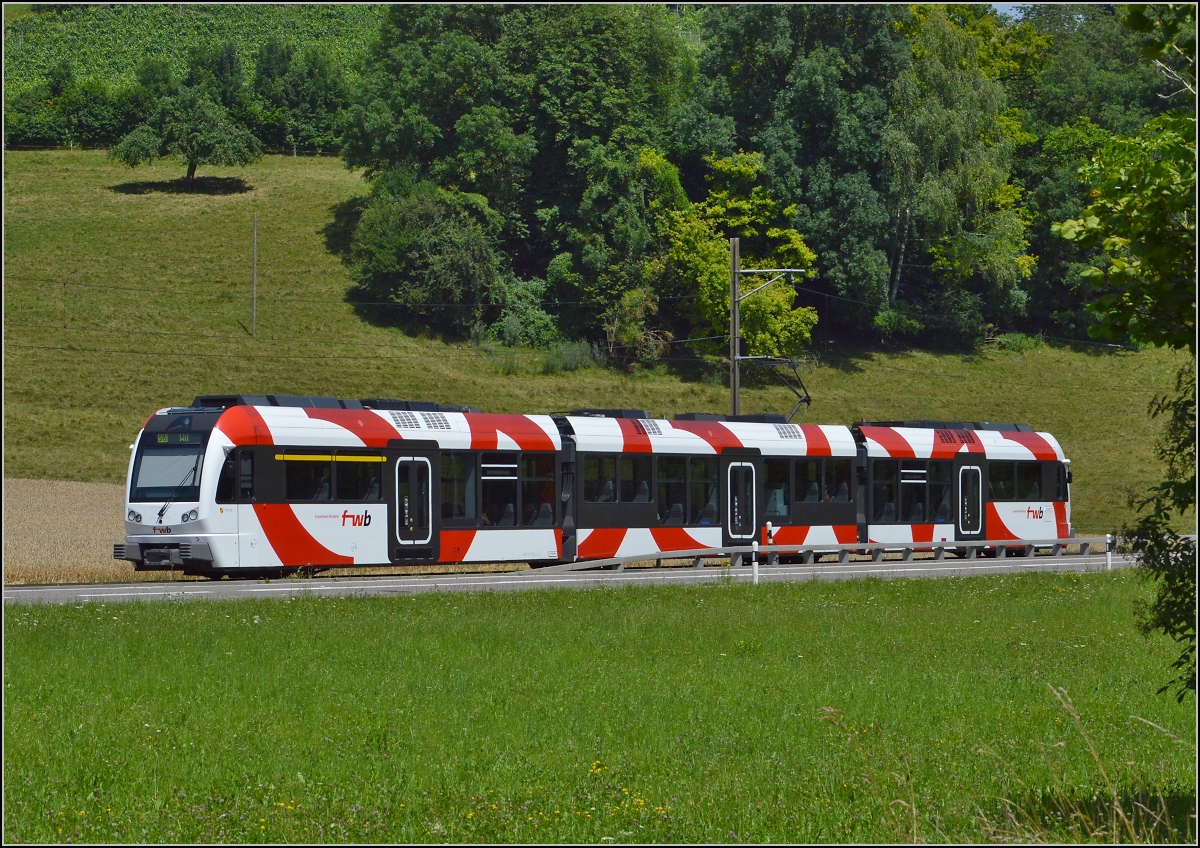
2,150,1190,533
3,573,1194,843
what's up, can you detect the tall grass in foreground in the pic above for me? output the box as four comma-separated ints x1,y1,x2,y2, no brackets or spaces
4,572,1194,843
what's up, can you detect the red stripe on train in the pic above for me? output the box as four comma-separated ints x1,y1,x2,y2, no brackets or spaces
303,408,397,447
1000,431,1059,460
468,414,557,451
799,425,831,456
578,528,626,559
985,502,1020,541
253,504,353,566
216,405,273,446
668,420,743,452
650,527,707,551
860,426,916,458
438,529,477,563
617,418,653,453
1053,502,1069,539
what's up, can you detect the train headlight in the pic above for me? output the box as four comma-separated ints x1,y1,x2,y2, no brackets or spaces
128,510,141,523
188,509,198,521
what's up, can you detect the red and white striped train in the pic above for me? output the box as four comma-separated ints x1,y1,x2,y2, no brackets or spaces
115,394,1073,577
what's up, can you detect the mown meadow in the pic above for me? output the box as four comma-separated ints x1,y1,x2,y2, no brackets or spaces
2,150,1188,534
3,572,1195,843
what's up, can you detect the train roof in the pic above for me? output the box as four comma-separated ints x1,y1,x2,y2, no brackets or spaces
153,396,1065,461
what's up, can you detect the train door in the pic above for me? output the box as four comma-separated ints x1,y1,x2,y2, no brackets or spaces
723,455,758,547
233,448,258,567
394,453,438,561
956,462,984,544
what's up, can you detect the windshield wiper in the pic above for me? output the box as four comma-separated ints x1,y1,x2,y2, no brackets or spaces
157,460,199,524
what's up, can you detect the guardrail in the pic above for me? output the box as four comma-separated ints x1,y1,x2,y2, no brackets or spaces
535,535,1117,576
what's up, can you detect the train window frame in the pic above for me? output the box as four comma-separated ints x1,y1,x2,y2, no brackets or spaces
237,450,255,502
871,459,900,523
333,452,386,502
1015,461,1042,501
480,451,520,527
988,460,1016,501
583,454,619,504
521,452,557,526
440,451,479,525
764,457,791,518
688,456,719,526
796,457,822,504
825,458,853,503
215,452,236,503
656,455,687,525
619,455,653,503
929,460,953,523
899,460,927,523
278,453,334,502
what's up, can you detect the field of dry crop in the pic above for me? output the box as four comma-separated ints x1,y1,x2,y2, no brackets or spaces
1,477,171,585
1,478,529,586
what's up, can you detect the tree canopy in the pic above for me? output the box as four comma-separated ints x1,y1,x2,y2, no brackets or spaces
8,3,1191,357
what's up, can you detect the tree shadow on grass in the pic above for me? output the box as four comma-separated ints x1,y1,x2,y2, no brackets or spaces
108,176,254,195
322,196,368,264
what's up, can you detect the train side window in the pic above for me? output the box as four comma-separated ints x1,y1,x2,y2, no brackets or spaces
872,459,899,522
481,451,519,527
285,457,332,501
929,461,952,522
440,452,478,522
826,458,852,502
335,454,384,501
765,458,790,517
216,453,236,503
1057,462,1069,501
522,453,556,526
1016,462,1041,500
583,455,618,503
620,455,652,503
689,457,719,525
238,450,255,502
989,461,1016,500
899,460,927,522
796,458,821,503
657,456,686,524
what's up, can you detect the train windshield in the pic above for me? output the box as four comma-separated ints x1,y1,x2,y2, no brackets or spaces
131,442,205,502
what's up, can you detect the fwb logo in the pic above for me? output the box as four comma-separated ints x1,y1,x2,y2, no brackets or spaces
1026,507,1045,519
341,509,372,527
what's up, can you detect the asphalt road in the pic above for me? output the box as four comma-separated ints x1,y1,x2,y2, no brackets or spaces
4,551,1134,605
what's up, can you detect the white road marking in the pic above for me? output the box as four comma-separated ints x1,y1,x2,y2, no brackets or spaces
3,555,1130,605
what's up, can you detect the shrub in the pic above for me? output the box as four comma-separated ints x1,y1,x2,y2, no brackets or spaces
994,332,1045,352
541,341,601,374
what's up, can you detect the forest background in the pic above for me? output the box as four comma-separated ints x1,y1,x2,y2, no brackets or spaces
5,2,1193,361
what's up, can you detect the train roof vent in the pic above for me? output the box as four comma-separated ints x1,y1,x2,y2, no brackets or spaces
729,413,787,424
359,398,440,412
190,394,271,409
973,421,1034,432
674,412,726,421
569,408,650,419
267,394,346,409
860,419,971,430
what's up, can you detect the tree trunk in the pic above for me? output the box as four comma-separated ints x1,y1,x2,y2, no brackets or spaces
186,160,197,190
888,206,911,304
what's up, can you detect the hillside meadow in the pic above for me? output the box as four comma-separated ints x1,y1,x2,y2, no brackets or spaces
3,150,1190,534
